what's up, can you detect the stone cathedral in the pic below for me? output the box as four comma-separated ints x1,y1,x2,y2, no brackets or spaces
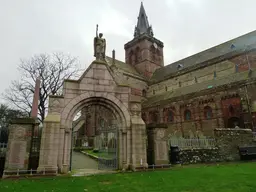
77,3,256,143
4,2,256,174
68,2,256,167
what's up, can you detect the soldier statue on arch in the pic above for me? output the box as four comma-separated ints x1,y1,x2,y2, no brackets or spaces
94,24,106,60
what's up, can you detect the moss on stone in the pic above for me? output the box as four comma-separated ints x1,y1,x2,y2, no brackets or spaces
49,95,64,98
64,79,78,83
118,84,130,87
44,114,61,122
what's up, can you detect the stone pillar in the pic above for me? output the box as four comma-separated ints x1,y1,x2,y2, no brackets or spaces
4,118,39,174
37,114,60,173
130,101,148,170
147,124,169,165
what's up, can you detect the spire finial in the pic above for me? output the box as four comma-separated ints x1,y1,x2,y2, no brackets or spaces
134,2,154,38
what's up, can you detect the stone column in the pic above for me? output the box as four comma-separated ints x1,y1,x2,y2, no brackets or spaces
215,100,225,128
175,104,182,135
195,102,202,131
121,129,128,170
130,101,148,170
126,129,131,168
4,118,39,174
37,114,60,173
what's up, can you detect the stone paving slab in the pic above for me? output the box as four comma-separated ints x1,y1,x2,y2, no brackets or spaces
72,169,116,177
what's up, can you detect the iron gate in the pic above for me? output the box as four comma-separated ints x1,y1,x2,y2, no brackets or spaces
0,143,7,177
96,121,118,170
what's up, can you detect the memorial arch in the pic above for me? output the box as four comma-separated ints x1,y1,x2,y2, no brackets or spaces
36,59,147,173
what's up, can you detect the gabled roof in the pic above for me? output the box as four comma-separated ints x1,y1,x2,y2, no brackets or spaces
105,56,144,79
151,30,256,83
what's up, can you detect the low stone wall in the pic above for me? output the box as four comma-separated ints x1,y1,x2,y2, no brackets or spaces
214,128,255,161
180,148,221,164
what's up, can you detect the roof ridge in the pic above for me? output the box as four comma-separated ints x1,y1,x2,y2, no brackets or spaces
151,30,256,83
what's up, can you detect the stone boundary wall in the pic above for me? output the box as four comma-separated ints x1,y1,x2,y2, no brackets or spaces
214,128,255,161
177,128,255,165
180,148,221,165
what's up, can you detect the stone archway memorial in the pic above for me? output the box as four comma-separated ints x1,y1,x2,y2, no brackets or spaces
37,28,147,173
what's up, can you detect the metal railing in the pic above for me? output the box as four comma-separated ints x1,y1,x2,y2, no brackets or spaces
168,138,216,149
253,132,256,141
0,143,7,156
135,164,172,171
0,143,7,148
3,168,58,177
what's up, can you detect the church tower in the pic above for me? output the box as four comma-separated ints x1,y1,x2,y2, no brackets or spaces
124,2,164,78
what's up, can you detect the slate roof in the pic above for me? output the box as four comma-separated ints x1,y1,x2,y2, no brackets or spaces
143,69,256,108
134,2,154,37
105,56,144,79
151,30,256,83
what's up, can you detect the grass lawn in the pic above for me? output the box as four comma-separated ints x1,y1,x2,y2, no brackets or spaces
1,162,256,192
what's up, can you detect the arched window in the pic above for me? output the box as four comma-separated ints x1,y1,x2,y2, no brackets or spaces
229,105,235,115
184,110,191,121
151,111,159,123
136,47,141,62
142,112,146,122
168,111,174,122
142,89,146,97
129,50,134,65
204,106,213,119
150,45,156,61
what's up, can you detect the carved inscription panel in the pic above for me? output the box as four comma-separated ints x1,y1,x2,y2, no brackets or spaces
9,141,27,169
155,140,168,161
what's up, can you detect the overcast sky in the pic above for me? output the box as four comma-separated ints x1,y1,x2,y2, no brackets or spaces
1,0,256,103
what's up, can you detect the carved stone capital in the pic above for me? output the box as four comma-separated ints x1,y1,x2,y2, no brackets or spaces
130,102,142,117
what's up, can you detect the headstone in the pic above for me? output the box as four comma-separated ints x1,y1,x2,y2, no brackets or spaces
154,127,169,165
9,141,27,169
156,140,168,160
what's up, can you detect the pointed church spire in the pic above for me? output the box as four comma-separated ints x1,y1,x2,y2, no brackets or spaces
134,2,154,37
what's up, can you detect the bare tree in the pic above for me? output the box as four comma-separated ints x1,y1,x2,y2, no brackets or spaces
3,53,81,122
0,104,27,142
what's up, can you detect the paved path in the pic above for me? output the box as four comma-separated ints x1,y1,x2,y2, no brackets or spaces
71,151,98,170
72,169,116,177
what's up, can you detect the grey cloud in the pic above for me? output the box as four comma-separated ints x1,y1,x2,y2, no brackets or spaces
1,0,256,103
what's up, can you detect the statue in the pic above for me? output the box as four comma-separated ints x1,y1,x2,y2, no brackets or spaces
94,24,106,60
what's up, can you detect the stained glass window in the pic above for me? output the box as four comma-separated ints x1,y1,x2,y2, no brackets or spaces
168,111,173,122
204,106,213,119
184,110,191,120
